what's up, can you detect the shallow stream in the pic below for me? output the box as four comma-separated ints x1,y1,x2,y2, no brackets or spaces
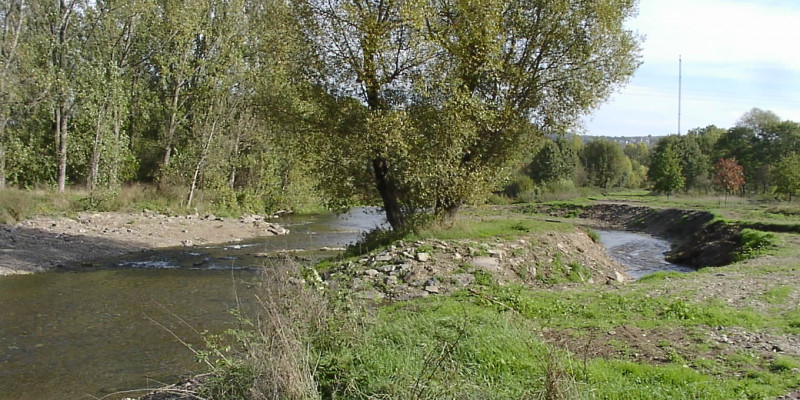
595,229,694,280
1,213,689,399
0,208,386,400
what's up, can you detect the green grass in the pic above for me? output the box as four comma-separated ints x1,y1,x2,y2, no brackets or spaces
409,217,572,241
306,289,797,399
762,286,793,305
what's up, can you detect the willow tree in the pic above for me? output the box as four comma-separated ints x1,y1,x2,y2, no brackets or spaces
296,0,641,230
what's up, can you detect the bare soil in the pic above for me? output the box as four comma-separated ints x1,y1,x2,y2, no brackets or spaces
0,211,287,275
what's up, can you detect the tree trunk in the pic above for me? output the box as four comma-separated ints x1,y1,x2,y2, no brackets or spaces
435,198,461,225
228,129,240,189
55,105,68,192
372,157,405,231
0,145,5,190
187,118,218,209
110,108,123,187
87,107,106,191
162,82,182,167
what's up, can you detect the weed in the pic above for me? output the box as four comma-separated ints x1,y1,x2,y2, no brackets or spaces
762,286,793,305
584,228,600,243
770,356,800,373
735,229,778,261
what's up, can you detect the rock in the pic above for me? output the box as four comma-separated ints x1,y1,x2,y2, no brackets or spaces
614,270,626,282
363,269,380,277
416,252,430,262
424,285,440,294
376,254,393,262
453,252,462,260
470,256,499,270
384,276,399,286
356,290,386,301
378,265,395,273
452,273,475,287
424,278,438,287
320,246,346,252
253,252,270,258
487,249,505,259
181,240,193,247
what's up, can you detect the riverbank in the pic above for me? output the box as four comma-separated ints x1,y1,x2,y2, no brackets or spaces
0,210,288,275
147,202,800,400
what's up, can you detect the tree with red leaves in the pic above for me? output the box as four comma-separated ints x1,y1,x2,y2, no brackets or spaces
714,158,746,204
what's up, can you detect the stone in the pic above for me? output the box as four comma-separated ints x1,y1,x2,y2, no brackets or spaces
320,246,346,252
416,252,430,262
378,265,395,273
452,273,475,287
363,269,380,277
384,276,399,286
356,290,386,301
453,252,462,260
470,256,499,269
375,254,393,262
614,270,626,282
424,285,440,294
487,249,505,259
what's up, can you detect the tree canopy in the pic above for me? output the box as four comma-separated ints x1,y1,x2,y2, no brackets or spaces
294,0,641,229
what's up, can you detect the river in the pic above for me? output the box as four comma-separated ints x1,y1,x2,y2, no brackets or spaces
0,208,386,400
0,212,688,400
595,229,694,280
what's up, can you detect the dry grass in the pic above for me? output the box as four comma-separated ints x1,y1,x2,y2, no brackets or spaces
245,259,326,400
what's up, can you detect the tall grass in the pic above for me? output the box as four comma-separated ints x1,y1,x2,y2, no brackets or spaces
0,183,323,222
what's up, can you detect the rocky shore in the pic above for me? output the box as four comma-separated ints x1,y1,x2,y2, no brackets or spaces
0,211,289,275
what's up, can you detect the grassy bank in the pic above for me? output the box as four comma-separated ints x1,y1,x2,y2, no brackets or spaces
0,184,325,224
188,204,800,400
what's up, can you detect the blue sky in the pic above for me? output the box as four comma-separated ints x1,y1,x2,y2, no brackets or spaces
582,0,800,137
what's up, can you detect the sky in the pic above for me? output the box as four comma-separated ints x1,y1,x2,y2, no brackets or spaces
582,0,800,137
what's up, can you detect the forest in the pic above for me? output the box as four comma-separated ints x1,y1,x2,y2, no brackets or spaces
2,0,796,229
1,0,643,226
508,108,800,203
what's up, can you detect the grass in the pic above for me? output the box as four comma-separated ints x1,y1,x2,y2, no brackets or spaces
0,184,324,224
762,286,794,305
177,198,800,399
204,254,799,399
409,218,571,241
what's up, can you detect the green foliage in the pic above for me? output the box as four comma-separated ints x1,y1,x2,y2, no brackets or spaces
581,138,632,188
648,141,685,196
772,152,800,201
736,229,778,261
296,0,641,229
762,286,793,305
526,137,577,185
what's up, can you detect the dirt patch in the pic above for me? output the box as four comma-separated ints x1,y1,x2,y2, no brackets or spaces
319,228,629,301
0,211,288,275
542,325,715,366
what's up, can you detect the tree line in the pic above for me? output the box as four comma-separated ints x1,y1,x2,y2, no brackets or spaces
516,108,800,201
1,0,642,227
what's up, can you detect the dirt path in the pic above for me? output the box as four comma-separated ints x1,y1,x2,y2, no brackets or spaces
0,211,288,275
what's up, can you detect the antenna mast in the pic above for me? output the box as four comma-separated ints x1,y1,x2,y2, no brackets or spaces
678,55,682,135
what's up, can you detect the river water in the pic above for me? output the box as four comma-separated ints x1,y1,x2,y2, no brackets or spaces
595,230,694,280
0,208,386,400
0,212,687,400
